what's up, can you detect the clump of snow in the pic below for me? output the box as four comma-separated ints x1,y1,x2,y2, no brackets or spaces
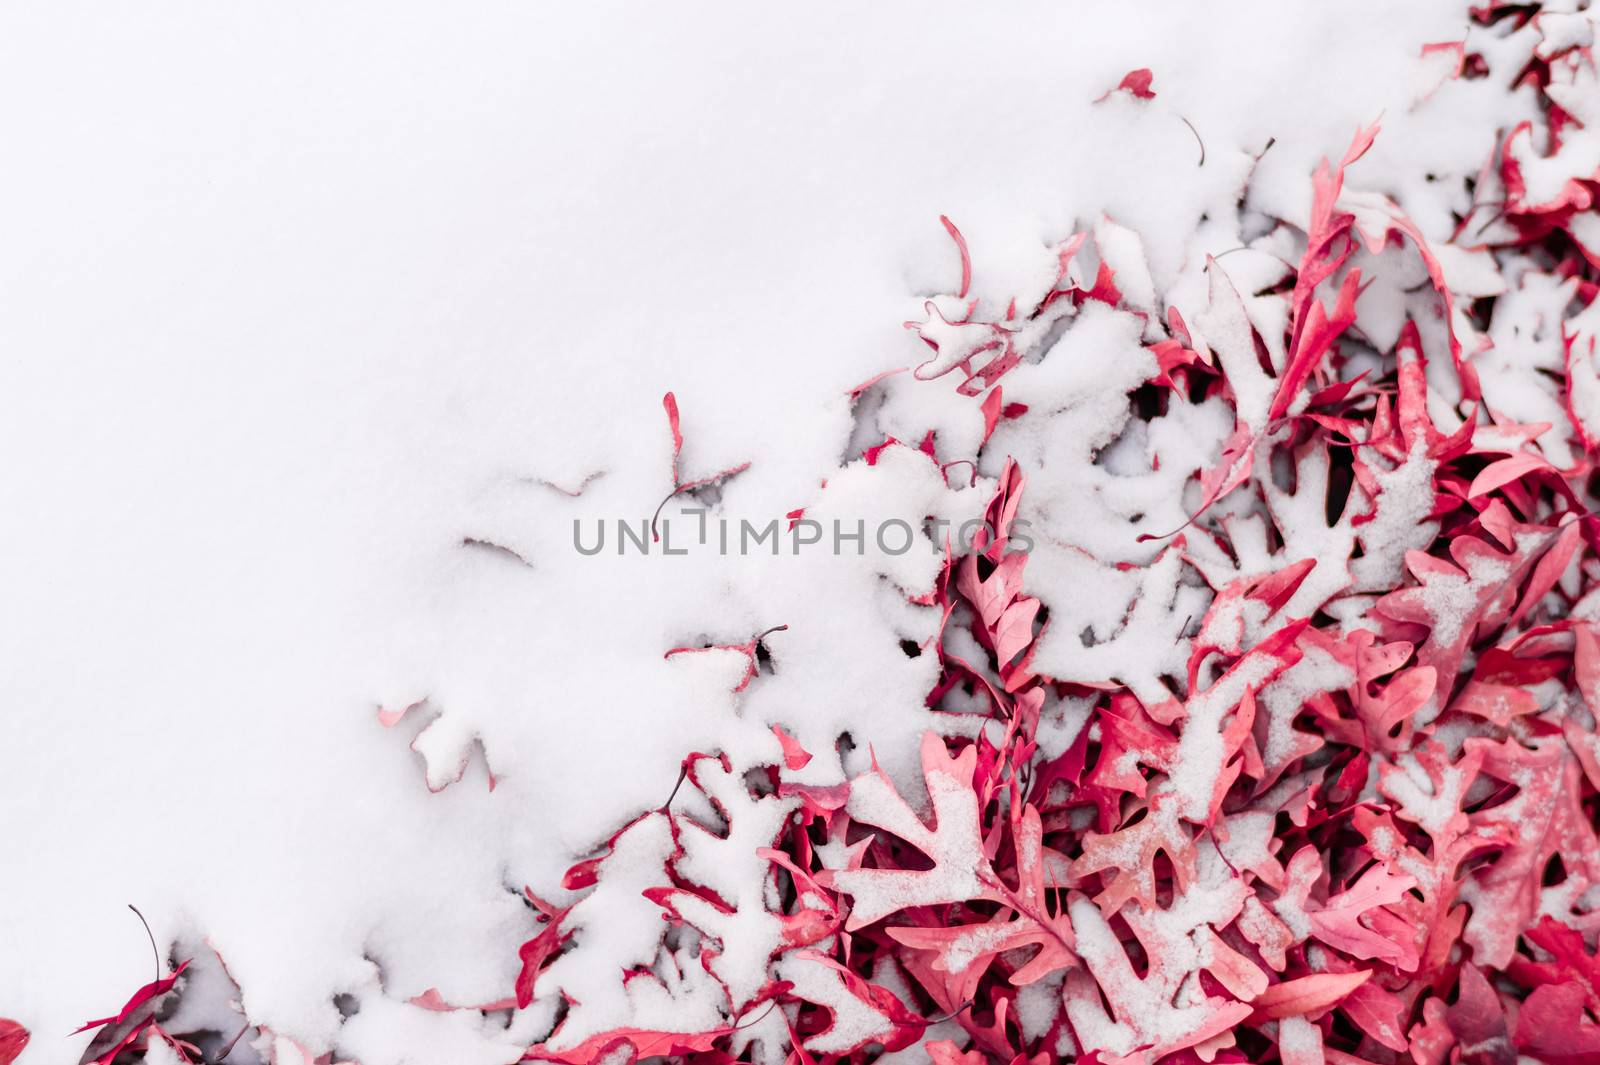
773,955,892,1056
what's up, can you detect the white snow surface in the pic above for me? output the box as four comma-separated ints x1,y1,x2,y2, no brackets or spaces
0,1,1486,1060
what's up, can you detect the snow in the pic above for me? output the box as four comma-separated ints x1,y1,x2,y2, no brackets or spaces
831,735,988,927
1382,751,1473,842
666,760,798,1009
1259,646,1352,771
1352,438,1441,592
1198,264,1275,432
1478,270,1584,468
1067,894,1237,1063
774,955,892,1056
1278,1015,1325,1065
1273,891,1315,943
1218,811,1279,875
941,923,1015,975
0,0,1492,1060
1419,552,1512,648
533,813,726,1051
1168,653,1283,821
1014,971,1064,1042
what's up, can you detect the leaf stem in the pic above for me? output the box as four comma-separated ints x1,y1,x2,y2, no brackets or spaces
128,904,160,984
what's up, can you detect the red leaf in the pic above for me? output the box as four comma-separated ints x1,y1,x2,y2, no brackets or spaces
0,1021,27,1065
1249,970,1372,1020
940,215,972,300
771,724,813,770
820,733,995,929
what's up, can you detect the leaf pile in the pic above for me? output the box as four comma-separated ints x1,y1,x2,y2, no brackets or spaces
59,4,1600,1064
511,6,1600,1064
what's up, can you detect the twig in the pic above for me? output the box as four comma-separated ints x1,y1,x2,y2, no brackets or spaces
1209,247,1298,271
1473,204,1508,238
1179,115,1206,167
216,1022,251,1062
659,760,691,813
731,999,782,1032
128,904,160,985
919,1001,972,1025
650,486,687,543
